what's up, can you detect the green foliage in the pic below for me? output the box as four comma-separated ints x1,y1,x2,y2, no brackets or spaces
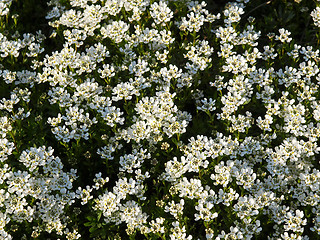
1,0,320,239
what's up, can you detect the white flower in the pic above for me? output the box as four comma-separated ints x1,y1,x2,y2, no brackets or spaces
150,1,173,26
284,210,307,233
179,11,206,32
170,221,192,240
149,217,165,234
261,46,277,60
275,28,292,43
94,191,120,216
101,20,130,43
311,7,320,27
0,0,12,16
223,4,244,25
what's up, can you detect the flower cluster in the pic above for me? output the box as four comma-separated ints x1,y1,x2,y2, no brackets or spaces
0,145,78,239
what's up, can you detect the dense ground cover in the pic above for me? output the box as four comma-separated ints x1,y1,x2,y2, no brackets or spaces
1,0,320,239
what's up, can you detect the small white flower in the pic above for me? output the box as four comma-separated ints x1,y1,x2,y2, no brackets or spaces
311,7,320,27
275,28,292,43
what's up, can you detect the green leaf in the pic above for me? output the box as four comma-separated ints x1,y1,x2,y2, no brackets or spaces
84,222,93,227
89,226,98,233
86,216,94,221
97,211,102,222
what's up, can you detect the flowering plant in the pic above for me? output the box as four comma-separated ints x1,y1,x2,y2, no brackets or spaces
1,0,320,239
